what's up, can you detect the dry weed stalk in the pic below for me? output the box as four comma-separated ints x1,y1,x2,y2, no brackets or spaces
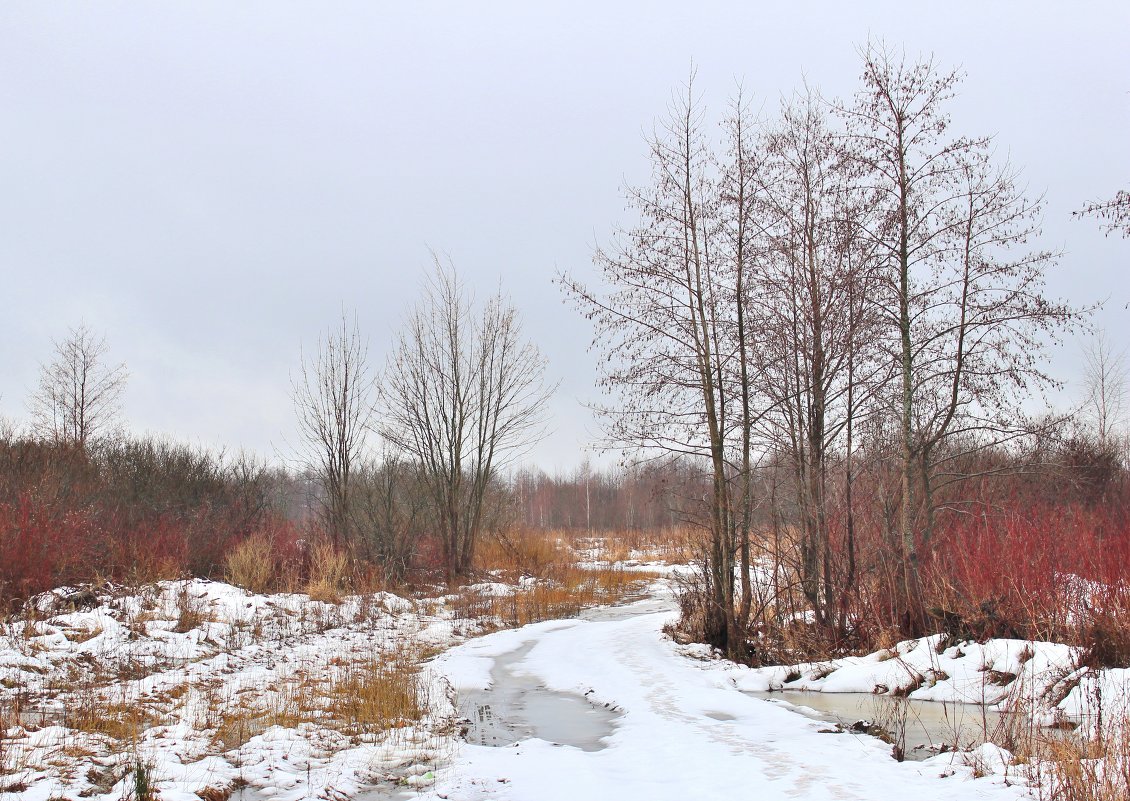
1035,726,1130,801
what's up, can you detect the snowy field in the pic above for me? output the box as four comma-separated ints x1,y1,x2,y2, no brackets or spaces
2,574,1125,800
1,579,484,801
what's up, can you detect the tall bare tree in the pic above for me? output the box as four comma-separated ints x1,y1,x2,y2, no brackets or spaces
292,312,375,546
562,77,770,654
380,259,553,580
839,43,1079,633
28,323,128,447
752,88,885,636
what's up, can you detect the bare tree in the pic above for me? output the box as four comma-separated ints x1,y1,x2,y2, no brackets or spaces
292,312,376,546
752,87,886,636
28,323,128,447
838,42,1079,633
561,77,771,655
380,259,554,580
1083,331,1128,449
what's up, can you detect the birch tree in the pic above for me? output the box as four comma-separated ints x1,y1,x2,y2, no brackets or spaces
292,313,375,546
561,78,768,655
1082,332,1128,455
752,89,885,636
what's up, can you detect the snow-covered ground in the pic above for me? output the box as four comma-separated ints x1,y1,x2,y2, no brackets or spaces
0,580,472,801
427,591,1030,800
3,573,1125,800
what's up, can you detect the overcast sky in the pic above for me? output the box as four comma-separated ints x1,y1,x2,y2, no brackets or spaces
1,1,1127,472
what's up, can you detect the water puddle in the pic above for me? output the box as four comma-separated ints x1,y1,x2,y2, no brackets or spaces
705,710,736,721
1,702,67,728
745,690,1012,760
461,641,620,751
233,779,415,801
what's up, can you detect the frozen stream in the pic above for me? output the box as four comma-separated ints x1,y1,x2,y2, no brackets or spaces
745,690,1009,760
433,595,1024,800
458,600,669,751
460,596,1008,761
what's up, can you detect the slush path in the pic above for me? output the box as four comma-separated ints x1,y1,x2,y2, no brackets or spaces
428,596,1026,801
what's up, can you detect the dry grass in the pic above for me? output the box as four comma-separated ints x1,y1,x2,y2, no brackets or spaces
478,526,694,579
563,526,697,566
475,527,572,578
224,532,276,594
1035,728,1130,801
305,541,352,603
66,698,158,742
211,675,322,751
173,582,208,633
328,653,426,735
210,649,426,750
452,564,662,628
213,708,270,752
0,705,20,791
971,675,1130,799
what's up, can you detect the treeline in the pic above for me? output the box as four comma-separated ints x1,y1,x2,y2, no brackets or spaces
1,263,557,606
2,410,1126,642
0,428,516,607
0,429,694,606
512,461,705,531
0,434,276,605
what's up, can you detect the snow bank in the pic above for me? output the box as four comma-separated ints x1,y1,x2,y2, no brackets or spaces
721,632,1130,734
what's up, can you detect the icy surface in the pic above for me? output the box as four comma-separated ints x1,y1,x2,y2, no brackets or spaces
428,594,1034,800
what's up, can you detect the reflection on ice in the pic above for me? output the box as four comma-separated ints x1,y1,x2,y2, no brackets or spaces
745,689,1015,760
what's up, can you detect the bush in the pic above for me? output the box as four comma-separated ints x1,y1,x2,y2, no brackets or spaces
225,519,314,594
225,531,277,594
0,433,276,606
305,540,352,602
922,497,1130,647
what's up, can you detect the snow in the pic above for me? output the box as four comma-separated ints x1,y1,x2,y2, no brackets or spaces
1,579,466,801
3,574,1124,800
722,634,1130,733
426,593,1032,800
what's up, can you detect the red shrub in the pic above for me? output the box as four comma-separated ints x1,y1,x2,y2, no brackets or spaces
923,495,1130,642
0,495,100,607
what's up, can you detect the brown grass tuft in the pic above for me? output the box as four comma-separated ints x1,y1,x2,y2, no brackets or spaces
67,699,158,742
224,532,276,594
304,541,352,603
327,654,425,735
